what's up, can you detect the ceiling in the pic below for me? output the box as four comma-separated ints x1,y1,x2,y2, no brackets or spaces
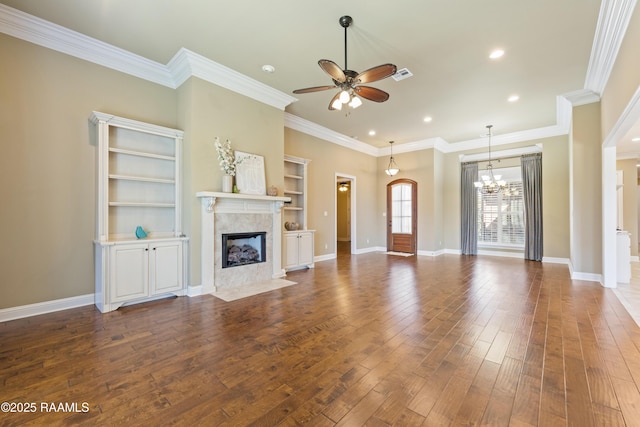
4,0,635,153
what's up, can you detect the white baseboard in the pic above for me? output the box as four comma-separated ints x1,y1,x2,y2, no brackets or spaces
444,248,462,255
0,294,95,322
567,260,603,284
314,253,336,263
187,285,204,297
542,257,570,264
354,246,386,255
417,249,445,257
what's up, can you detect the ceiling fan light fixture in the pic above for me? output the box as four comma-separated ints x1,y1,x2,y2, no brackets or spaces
292,16,396,111
331,98,343,110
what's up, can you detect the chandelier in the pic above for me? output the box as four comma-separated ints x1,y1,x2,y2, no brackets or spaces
474,125,506,194
385,141,400,176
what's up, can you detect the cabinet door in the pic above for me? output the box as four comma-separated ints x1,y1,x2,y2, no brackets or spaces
298,232,314,266
151,241,183,294
110,243,149,302
284,233,300,269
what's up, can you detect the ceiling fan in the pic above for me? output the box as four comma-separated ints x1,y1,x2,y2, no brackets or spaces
293,15,397,111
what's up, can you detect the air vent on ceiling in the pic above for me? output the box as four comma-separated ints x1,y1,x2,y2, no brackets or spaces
392,68,413,81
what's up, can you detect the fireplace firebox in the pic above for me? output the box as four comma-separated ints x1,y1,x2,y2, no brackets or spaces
222,232,267,268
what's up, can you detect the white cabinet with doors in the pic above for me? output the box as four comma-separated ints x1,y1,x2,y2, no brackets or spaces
284,230,315,271
91,112,188,312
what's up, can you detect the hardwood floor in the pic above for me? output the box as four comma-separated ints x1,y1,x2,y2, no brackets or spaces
3,250,640,426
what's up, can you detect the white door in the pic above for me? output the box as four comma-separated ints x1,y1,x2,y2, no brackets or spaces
110,243,149,302
151,241,183,294
285,233,299,269
298,232,314,266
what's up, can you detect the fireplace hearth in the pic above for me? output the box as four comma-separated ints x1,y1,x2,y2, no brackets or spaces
222,232,267,268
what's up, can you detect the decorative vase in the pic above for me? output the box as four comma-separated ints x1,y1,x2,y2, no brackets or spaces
222,174,233,193
267,185,278,196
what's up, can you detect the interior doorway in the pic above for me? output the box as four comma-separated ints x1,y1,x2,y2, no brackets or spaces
386,179,417,253
336,174,356,255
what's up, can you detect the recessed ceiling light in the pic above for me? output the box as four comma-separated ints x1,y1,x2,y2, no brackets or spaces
369,130,376,136
508,95,520,102
423,116,433,123
489,49,505,59
261,64,275,73
632,137,640,142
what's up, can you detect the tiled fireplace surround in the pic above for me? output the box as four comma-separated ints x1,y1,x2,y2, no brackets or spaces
196,192,290,293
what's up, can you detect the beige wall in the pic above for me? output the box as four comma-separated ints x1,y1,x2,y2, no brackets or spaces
284,129,378,254
376,149,445,253
542,136,571,259
571,102,602,274
178,77,285,286
0,35,177,309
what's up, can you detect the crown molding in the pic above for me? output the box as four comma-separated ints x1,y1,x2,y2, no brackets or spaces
584,0,638,95
167,48,297,110
284,113,379,156
0,3,174,87
604,85,640,148
0,4,296,110
562,89,601,107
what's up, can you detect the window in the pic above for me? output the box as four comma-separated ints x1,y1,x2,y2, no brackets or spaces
392,183,412,233
477,166,525,248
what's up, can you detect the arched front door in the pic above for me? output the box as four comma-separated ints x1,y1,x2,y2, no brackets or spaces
386,179,417,253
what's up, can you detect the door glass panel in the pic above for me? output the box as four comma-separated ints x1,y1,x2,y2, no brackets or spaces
392,183,412,234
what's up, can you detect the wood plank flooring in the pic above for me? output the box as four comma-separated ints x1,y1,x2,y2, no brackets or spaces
3,247,640,426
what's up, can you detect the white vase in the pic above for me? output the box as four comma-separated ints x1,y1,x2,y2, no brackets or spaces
222,174,233,193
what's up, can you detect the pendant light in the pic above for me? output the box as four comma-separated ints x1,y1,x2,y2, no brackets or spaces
474,125,506,194
385,141,400,176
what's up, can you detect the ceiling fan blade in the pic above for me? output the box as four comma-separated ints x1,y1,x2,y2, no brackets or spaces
354,86,390,103
328,91,341,110
319,59,346,83
355,64,397,84
293,85,336,94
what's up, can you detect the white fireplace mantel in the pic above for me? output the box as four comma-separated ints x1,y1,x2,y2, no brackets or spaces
196,191,291,294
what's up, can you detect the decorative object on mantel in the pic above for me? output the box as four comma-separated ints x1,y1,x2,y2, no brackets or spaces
135,225,147,239
222,175,233,193
285,221,300,231
234,151,266,195
267,185,278,196
214,137,240,193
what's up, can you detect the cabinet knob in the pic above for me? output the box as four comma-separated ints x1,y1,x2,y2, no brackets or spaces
145,248,149,251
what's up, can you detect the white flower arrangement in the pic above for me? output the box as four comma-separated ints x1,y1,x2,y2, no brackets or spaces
214,137,239,176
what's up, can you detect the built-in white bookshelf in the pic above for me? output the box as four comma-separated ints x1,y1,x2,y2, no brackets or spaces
283,155,314,271
91,112,188,312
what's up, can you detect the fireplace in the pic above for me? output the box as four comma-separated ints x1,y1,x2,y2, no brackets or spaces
196,192,290,293
222,232,267,268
